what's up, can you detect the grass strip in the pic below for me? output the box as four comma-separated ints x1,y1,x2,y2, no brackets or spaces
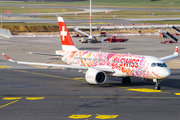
139,20,180,25
0,6,81,13
1,1,180,9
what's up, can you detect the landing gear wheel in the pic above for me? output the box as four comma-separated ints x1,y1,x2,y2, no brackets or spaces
154,79,161,90
122,78,127,84
155,85,161,90
127,77,131,84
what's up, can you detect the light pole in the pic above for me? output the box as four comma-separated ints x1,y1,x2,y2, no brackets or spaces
1,12,2,28
89,0,92,39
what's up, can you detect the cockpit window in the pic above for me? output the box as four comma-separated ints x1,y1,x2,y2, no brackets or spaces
151,63,167,67
157,63,164,67
163,63,167,67
151,63,156,67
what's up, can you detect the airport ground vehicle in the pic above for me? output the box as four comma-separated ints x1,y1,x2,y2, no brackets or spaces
104,36,128,42
79,37,101,43
100,31,106,37
161,41,178,44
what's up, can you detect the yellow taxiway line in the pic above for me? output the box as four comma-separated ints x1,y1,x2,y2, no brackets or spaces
175,93,180,95
0,65,12,69
0,100,19,108
69,114,92,119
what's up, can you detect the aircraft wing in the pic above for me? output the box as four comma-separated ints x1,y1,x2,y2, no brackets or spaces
2,53,114,73
160,46,178,61
29,52,63,56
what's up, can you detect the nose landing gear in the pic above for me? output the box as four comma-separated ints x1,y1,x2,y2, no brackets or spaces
153,79,162,90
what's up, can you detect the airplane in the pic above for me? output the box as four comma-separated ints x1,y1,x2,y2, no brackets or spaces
2,17,178,90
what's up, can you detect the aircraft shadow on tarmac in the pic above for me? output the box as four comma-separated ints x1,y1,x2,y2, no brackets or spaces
84,76,180,90
1,68,179,90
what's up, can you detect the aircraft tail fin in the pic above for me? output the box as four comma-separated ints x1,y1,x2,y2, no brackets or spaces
58,17,78,51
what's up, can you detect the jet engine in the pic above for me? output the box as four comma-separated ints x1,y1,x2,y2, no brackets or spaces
85,69,107,84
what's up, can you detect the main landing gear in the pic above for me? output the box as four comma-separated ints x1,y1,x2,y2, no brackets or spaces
122,77,131,84
153,79,161,90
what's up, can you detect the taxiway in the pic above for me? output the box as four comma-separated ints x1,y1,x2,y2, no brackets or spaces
0,36,180,120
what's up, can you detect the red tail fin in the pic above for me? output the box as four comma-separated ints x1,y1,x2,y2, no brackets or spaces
58,17,78,51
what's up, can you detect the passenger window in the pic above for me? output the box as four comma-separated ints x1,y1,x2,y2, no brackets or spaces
151,63,156,67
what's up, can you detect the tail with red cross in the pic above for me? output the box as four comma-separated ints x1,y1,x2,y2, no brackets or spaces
58,17,78,51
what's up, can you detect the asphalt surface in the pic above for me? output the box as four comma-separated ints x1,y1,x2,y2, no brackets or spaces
0,36,180,120
2,18,135,26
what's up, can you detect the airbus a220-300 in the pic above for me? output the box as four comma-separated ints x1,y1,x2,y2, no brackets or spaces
2,17,178,90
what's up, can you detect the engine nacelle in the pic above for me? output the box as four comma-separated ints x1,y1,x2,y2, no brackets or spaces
85,69,107,84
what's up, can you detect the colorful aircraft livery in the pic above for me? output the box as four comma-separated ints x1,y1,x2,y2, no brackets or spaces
62,51,150,78
2,17,178,90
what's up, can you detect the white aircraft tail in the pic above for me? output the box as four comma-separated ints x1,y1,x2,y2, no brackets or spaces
58,17,78,51
174,46,178,56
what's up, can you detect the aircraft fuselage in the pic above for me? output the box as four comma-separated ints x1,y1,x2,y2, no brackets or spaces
60,50,171,80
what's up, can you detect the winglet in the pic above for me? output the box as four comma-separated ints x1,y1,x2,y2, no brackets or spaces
160,46,178,61
2,53,16,63
174,46,178,56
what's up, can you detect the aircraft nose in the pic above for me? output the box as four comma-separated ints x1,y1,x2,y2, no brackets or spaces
158,68,171,79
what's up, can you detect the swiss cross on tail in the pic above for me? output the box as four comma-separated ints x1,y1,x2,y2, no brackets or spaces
58,17,78,51
61,26,67,41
